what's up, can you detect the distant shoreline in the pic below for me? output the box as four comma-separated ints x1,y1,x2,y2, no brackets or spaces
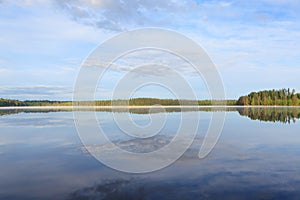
2,89,300,107
1,105,300,110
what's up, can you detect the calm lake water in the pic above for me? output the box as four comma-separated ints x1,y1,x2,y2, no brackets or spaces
1,107,300,200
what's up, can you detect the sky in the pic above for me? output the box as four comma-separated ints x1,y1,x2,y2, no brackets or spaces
0,0,300,100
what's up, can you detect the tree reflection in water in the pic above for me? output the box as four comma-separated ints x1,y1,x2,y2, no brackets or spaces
1,107,300,124
237,107,300,124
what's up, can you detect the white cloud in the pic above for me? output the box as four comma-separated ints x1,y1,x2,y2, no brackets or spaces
0,86,73,100
54,0,205,31
0,68,10,74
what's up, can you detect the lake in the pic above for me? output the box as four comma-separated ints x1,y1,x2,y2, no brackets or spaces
1,107,300,200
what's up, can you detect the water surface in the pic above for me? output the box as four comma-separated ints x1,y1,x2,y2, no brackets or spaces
0,107,300,200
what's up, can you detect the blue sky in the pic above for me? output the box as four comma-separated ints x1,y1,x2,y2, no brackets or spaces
0,0,300,100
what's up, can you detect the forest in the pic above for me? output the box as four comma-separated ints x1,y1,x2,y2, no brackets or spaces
0,98,236,107
0,99,72,107
236,88,300,106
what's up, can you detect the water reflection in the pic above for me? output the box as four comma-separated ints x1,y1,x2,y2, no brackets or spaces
67,179,136,200
82,135,172,154
1,107,300,124
0,109,20,116
237,107,300,124
1,109,300,199
0,107,236,116
0,108,71,116
67,176,300,200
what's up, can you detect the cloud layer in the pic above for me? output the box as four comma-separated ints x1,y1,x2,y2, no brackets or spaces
0,86,73,100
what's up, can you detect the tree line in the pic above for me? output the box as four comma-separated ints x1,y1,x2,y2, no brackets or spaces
0,97,236,107
236,88,300,106
1,88,300,106
0,98,72,107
